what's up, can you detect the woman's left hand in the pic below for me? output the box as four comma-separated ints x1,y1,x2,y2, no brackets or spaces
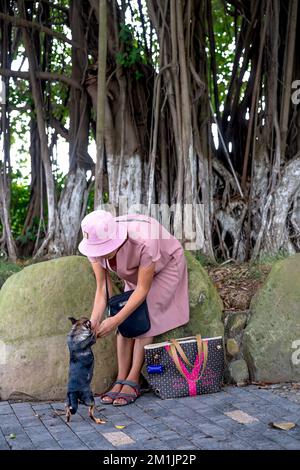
96,317,118,338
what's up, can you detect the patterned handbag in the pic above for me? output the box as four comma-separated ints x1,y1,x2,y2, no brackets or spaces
144,335,225,399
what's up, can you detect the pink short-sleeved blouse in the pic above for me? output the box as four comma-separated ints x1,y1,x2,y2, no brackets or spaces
88,214,189,338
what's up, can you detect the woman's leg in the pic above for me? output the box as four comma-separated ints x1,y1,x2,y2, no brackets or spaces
101,333,135,403
113,336,154,405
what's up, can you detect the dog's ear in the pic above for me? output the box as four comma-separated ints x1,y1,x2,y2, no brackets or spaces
68,317,77,325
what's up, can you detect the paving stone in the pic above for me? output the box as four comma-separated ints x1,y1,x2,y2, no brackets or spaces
102,413,136,426
24,426,61,450
76,430,115,450
31,403,52,410
146,423,170,433
0,414,24,435
91,422,121,435
153,398,181,409
142,438,171,450
173,422,205,439
247,437,284,450
0,429,9,450
56,438,88,450
170,405,202,420
155,429,182,441
4,431,35,450
196,407,224,420
122,406,158,425
163,437,197,450
11,403,34,417
17,415,43,428
50,402,66,410
121,423,153,442
0,405,13,415
1,386,300,451
41,417,66,429
263,429,300,450
191,437,232,450
67,421,95,433
142,406,171,418
213,401,239,411
194,422,231,440
213,417,251,433
226,438,256,450
160,414,190,428
102,431,135,447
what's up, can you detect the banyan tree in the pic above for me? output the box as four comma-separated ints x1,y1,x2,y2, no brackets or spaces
0,0,299,261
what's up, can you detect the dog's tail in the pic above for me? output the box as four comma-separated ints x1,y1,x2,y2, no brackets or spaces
67,392,78,415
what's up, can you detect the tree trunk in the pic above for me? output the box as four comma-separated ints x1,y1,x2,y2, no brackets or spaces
94,0,107,208
0,0,17,261
50,0,93,255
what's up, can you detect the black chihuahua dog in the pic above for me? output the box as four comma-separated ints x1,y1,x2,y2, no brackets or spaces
66,317,105,424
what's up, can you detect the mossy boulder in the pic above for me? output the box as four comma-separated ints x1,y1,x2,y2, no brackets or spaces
157,251,224,342
0,256,118,401
243,254,300,382
227,359,249,384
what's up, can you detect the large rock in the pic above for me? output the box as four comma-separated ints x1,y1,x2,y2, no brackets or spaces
0,256,118,401
227,359,249,384
243,254,300,382
157,251,224,342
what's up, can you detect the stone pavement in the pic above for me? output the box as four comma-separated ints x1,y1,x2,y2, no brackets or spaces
1,384,300,450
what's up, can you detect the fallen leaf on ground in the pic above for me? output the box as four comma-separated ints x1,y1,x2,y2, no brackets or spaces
115,425,126,429
269,422,296,431
225,410,258,424
9,434,16,439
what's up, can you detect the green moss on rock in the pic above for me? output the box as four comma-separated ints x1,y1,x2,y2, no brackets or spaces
0,256,118,400
243,253,300,382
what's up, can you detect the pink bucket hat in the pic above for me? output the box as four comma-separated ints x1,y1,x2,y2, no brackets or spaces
78,210,127,257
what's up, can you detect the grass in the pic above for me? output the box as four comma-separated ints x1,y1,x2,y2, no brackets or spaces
194,251,219,267
0,261,22,289
252,250,291,266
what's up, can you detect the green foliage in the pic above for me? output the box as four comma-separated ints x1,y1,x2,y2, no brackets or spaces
10,173,31,238
252,250,291,266
207,0,242,111
0,262,22,289
86,189,109,214
116,23,147,79
194,251,218,267
16,217,41,246
248,265,264,280
53,169,67,198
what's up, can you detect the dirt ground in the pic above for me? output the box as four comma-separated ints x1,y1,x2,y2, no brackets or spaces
207,262,272,312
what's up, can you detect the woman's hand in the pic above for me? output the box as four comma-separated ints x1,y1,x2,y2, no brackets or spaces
96,316,118,338
90,319,100,336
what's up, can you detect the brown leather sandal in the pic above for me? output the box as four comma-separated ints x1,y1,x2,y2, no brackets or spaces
98,380,126,404
112,380,141,406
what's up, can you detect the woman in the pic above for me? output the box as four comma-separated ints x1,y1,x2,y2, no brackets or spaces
78,210,189,406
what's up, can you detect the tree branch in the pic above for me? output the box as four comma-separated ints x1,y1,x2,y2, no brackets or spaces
48,117,69,141
0,12,81,49
0,67,82,90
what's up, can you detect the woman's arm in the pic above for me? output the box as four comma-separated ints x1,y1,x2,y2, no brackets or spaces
90,262,112,330
97,262,155,337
